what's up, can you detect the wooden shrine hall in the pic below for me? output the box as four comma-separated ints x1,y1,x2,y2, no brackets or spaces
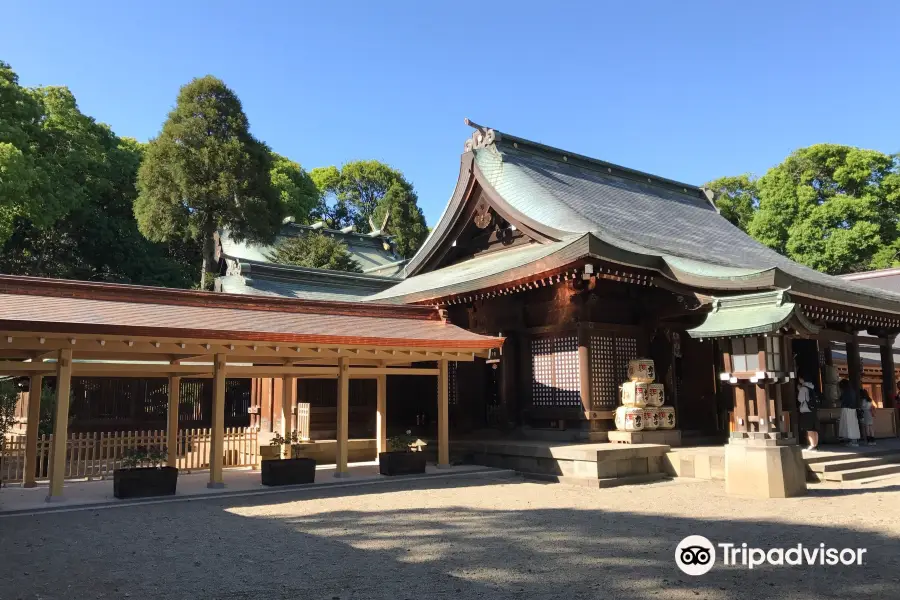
0,275,502,501
350,120,900,497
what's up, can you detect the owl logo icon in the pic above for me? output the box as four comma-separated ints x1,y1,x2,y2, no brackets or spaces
675,535,715,575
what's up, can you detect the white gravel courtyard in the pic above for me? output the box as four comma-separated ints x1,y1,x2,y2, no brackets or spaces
1,473,899,600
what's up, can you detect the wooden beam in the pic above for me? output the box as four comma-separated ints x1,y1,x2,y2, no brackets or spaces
281,375,297,445
208,355,226,489
376,374,387,454
0,361,55,375
881,343,895,408
0,331,490,362
438,359,450,467
47,349,72,500
335,357,350,477
348,367,440,376
22,374,42,488
167,376,180,467
847,341,862,393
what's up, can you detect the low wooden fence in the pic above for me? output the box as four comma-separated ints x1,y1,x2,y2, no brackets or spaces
0,428,258,484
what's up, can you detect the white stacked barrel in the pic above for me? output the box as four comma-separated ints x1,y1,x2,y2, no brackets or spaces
616,358,676,431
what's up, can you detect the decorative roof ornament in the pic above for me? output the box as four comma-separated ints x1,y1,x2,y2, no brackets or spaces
463,118,497,152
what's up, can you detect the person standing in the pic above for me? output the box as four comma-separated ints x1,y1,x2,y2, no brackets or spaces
838,379,860,447
797,375,819,451
860,390,876,446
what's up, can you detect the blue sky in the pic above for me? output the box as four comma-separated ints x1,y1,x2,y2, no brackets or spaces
4,1,899,225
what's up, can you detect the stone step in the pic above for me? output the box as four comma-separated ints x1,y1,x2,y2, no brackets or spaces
822,463,900,482
521,471,669,489
807,455,900,473
803,447,900,465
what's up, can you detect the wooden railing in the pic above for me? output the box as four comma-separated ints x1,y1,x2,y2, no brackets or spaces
0,427,258,484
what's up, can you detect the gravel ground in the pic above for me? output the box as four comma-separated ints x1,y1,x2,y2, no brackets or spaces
1,474,899,600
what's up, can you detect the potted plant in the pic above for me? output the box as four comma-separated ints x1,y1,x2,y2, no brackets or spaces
260,432,316,486
113,446,178,499
379,430,427,476
260,430,297,461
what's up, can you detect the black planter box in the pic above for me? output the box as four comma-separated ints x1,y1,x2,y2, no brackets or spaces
261,457,316,486
379,451,427,476
113,466,178,499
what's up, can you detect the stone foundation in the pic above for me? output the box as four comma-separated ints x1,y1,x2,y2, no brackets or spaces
608,429,682,446
724,434,807,498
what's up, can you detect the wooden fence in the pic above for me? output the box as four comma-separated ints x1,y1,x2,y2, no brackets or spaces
0,427,258,484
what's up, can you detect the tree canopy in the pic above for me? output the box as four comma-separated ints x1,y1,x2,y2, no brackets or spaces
705,174,758,232
374,182,428,258
0,62,196,286
267,232,362,272
309,160,428,258
135,75,283,288
270,152,319,223
707,144,900,275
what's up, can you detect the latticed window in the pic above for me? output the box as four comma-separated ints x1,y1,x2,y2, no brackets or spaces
731,337,761,372
531,335,581,407
589,334,638,409
765,337,783,372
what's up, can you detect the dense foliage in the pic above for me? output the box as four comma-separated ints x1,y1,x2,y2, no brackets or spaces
707,144,900,275
0,380,19,449
0,62,196,286
267,232,363,272
1,62,433,286
135,76,284,289
374,183,429,259
270,152,319,223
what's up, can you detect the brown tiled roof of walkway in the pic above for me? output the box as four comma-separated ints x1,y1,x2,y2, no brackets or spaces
0,275,501,350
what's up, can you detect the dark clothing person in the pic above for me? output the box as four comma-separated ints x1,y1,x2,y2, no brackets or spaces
840,386,858,410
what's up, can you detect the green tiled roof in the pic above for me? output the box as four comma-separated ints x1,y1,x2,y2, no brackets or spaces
687,290,820,339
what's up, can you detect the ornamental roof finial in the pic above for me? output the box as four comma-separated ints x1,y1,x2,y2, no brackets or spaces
463,118,496,152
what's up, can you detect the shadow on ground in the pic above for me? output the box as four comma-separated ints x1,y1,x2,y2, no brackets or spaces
1,475,897,600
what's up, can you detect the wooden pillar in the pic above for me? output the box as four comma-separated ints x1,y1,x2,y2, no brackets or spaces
167,376,180,467
280,375,296,450
22,374,43,488
335,357,350,477
577,326,591,419
755,383,771,432
880,340,895,408
847,340,862,393
438,359,450,467
733,385,748,433
376,374,387,454
208,354,226,488
46,349,72,501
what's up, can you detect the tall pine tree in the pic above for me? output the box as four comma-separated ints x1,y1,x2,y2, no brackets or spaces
135,76,283,288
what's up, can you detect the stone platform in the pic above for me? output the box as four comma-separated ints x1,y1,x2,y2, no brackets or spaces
608,429,681,446
452,439,671,488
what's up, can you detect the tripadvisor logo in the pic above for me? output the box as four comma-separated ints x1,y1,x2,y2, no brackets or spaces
675,536,867,575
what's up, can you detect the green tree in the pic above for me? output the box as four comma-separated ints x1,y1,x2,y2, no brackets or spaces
748,144,900,274
268,232,362,272
0,63,196,287
270,152,320,222
0,380,18,450
373,183,428,258
135,75,283,289
0,63,92,244
310,160,413,231
705,174,758,232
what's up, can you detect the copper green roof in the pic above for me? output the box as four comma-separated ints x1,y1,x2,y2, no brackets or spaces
387,124,900,316
687,290,821,339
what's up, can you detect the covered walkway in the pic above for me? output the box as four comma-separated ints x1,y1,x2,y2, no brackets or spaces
0,275,503,501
